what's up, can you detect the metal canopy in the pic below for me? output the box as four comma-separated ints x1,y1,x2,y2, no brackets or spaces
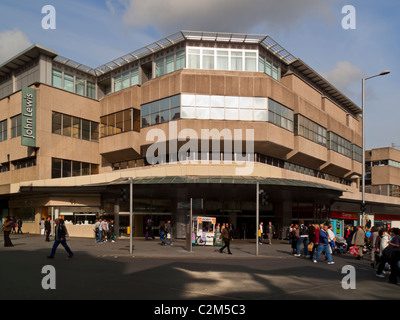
103,175,344,193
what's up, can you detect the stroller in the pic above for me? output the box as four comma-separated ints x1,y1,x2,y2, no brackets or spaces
334,236,347,254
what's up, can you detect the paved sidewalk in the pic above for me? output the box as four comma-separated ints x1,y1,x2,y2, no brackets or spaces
0,232,292,258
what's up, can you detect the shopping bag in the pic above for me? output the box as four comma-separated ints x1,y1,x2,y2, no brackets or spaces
307,242,313,252
350,245,359,256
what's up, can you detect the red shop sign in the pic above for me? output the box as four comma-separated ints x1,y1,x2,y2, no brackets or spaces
331,211,358,220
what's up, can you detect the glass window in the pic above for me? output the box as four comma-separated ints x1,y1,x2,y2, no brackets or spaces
52,69,62,89
100,116,108,137
216,50,229,70
245,52,257,71
188,49,201,69
231,51,243,71
272,65,279,80
52,112,62,135
62,114,72,137
156,58,165,77
64,73,74,93
176,51,185,70
82,119,90,141
203,50,214,70
91,121,99,141
76,78,85,96
268,99,293,132
72,161,81,177
82,162,90,175
0,119,7,142
258,57,265,73
166,54,175,74
114,75,122,92
122,72,130,89
123,110,132,132
11,114,22,138
51,158,62,178
87,81,95,99
115,111,124,134
131,68,139,86
265,61,272,76
72,117,81,139
62,159,72,178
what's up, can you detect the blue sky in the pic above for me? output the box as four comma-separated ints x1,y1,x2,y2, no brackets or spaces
0,0,399,149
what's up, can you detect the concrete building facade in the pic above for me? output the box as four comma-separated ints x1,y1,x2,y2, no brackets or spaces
0,31,399,238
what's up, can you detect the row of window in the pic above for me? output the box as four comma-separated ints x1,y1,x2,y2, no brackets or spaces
100,108,140,137
0,157,36,173
155,50,185,77
114,68,139,92
0,115,23,140
52,69,96,99
52,112,99,142
141,95,181,127
51,158,99,179
187,47,259,73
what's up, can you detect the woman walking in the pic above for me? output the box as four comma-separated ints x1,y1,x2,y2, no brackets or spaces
2,217,14,247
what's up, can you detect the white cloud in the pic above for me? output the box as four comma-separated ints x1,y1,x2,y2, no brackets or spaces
322,61,364,96
0,29,31,64
120,0,336,34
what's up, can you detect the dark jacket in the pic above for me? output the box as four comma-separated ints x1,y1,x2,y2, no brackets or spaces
221,227,231,240
45,220,51,231
54,223,68,241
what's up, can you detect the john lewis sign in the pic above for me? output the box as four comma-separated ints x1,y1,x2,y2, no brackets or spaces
21,87,37,147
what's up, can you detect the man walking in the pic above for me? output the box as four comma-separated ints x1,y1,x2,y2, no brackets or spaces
219,224,232,255
47,218,73,259
313,224,334,264
266,222,275,245
45,216,51,242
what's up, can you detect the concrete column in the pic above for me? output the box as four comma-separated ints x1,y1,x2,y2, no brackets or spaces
114,198,120,238
274,200,292,235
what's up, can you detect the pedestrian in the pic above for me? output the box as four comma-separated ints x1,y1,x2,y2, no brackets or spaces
159,221,166,245
2,216,14,247
39,218,45,235
308,224,317,260
17,218,23,234
109,219,116,242
94,218,102,243
327,225,336,255
45,217,51,242
351,225,366,260
376,228,400,284
291,224,299,254
219,224,232,255
47,218,73,259
370,226,379,263
295,220,309,257
313,224,335,265
266,221,274,245
165,219,173,246
11,217,16,234
258,222,264,245
101,219,108,242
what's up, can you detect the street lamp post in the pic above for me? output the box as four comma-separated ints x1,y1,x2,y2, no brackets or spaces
361,70,390,226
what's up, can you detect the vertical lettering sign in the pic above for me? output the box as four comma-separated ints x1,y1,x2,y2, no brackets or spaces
21,87,36,147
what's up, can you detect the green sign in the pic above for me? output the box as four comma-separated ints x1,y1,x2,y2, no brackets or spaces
21,87,36,147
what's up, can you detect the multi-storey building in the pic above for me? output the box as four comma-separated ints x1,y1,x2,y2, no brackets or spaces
0,31,399,238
